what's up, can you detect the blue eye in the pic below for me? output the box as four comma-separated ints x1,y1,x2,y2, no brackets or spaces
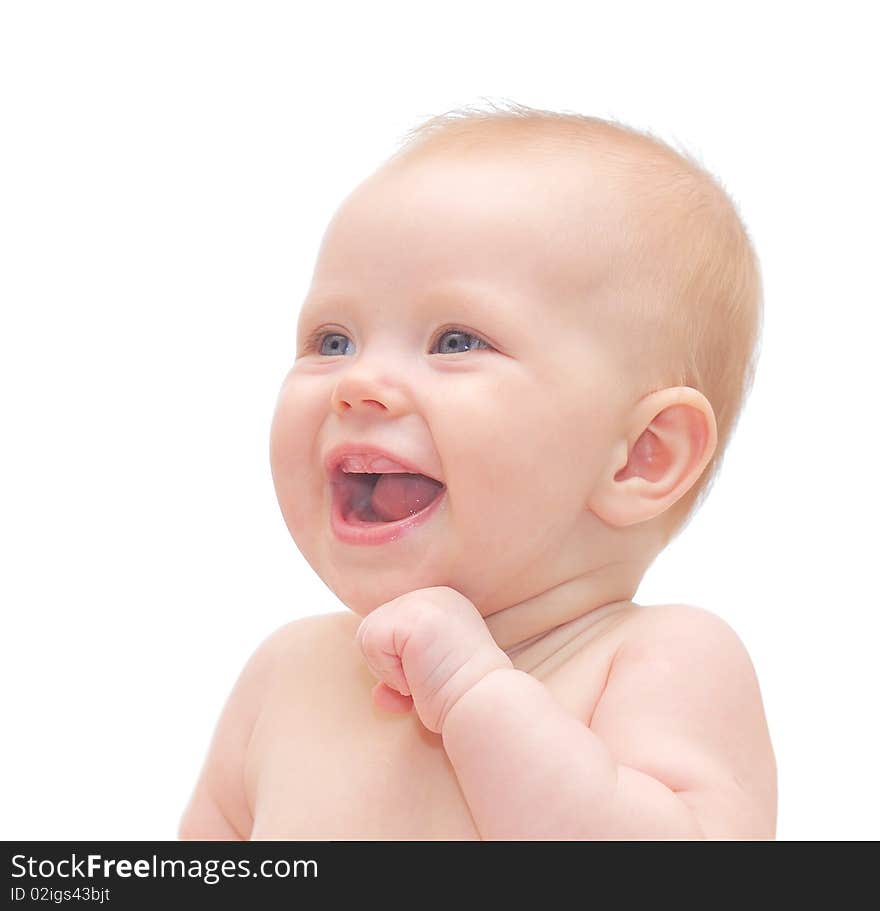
433,328,490,354
305,331,354,356
301,326,490,357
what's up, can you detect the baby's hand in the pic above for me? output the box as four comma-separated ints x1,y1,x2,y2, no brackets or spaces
355,586,512,733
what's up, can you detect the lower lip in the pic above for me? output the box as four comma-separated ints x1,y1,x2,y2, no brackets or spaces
329,479,447,546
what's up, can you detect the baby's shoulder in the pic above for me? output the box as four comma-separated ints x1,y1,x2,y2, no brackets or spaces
613,601,765,708
247,610,367,703
593,602,777,837
624,601,745,644
257,610,360,663
178,611,360,839
260,610,362,674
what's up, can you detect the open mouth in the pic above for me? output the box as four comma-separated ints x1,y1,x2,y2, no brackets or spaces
333,470,446,524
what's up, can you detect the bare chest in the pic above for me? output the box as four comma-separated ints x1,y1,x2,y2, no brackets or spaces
245,610,634,840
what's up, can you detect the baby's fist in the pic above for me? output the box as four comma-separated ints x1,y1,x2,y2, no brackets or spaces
356,586,512,733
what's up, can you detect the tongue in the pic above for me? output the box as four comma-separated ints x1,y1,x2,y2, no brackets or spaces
370,472,444,522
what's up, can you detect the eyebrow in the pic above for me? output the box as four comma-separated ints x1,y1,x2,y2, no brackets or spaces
300,285,513,322
298,290,352,316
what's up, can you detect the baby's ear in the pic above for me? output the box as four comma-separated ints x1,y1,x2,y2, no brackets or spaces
588,387,717,527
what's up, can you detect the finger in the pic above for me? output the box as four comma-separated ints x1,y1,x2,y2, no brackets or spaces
371,681,414,714
358,630,412,697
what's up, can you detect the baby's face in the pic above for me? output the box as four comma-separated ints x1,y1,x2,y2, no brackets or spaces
271,151,639,616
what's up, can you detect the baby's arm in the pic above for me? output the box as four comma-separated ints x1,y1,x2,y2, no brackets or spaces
178,622,292,840
441,604,777,839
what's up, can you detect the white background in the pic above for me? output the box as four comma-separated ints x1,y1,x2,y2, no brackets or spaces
2,1,877,840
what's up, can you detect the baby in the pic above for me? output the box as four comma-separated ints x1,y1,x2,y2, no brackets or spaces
179,102,777,840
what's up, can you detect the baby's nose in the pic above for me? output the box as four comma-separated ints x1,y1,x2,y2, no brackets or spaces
336,395,386,413
331,366,407,417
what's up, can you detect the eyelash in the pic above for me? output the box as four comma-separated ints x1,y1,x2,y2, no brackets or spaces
301,326,491,356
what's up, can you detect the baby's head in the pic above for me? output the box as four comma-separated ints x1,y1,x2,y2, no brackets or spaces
270,102,762,617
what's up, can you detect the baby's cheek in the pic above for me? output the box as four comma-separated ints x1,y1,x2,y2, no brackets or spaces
450,397,599,544
441,394,537,491
270,381,319,461
269,417,300,497
269,385,323,522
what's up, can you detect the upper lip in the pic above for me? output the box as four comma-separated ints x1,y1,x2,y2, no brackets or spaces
323,443,444,484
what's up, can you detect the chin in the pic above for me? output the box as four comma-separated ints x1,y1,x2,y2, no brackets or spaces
322,568,450,616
